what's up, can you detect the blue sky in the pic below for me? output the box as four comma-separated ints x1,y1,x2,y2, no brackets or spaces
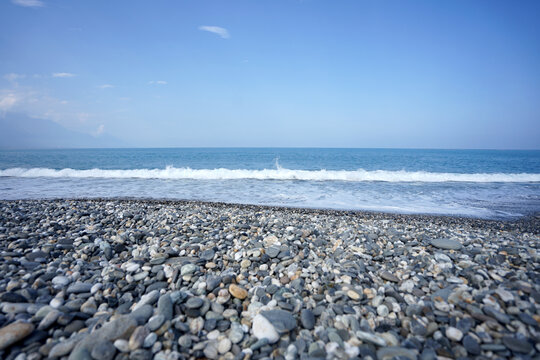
0,0,539,149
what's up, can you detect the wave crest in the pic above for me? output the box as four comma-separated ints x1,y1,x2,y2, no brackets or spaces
0,166,539,183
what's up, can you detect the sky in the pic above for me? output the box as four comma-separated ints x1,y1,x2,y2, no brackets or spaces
0,0,539,149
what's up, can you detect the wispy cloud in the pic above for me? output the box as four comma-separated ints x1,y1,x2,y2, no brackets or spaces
98,84,114,89
0,93,18,112
148,80,167,85
12,0,44,8
4,73,26,82
52,72,76,78
198,25,230,39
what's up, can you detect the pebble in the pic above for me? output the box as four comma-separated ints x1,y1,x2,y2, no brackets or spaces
446,326,463,342
380,271,400,282
0,199,537,360
228,284,248,299
377,346,418,360
430,238,462,250
91,341,116,360
218,338,232,354
502,336,533,353
300,309,315,330
252,314,280,343
463,335,481,355
0,322,34,350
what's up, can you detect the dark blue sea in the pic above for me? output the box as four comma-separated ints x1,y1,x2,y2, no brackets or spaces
0,148,539,219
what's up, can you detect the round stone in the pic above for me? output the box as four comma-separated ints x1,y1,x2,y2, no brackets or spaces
446,326,463,342
377,305,389,317
218,338,232,354
228,284,248,300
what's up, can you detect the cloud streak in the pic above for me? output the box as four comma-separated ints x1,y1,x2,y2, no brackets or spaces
98,84,114,89
0,93,18,111
148,80,167,85
52,72,76,78
12,0,44,7
4,73,26,82
198,26,230,39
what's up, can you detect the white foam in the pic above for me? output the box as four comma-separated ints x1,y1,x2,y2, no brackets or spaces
0,166,539,183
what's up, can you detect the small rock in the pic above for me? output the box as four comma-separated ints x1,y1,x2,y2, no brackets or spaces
252,314,280,344
218,338,232,354
502,336,533,354
300,309,315,330
228,284,248,300
260,309,296,333
377,347,418,360
0,322,34,350
380,271,400,283
446,326,463,342
91,341,116,360
430,238,462,250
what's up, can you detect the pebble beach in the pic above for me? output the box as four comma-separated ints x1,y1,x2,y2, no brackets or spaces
0,198,538,360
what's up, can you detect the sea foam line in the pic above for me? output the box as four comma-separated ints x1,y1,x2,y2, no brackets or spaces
0,166,539,183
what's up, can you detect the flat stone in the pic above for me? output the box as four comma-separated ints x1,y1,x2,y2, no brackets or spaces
347,290,361,300
483,306,510,324
380,271,400,283
502,336,533,353
260,309,296,333
133,290,159,310
129,326,149,351
49,337,80,358
68,315,137,360
52,275,70,287
1,302,31,314
157,294,173,321
37,309,61,330
300,309,315,330
0,321,35,350
180,264,197,276
185,297,204,309
147,314,165,331
143,332,157,348
463,335,481,355
377,347,418,360
130,304,154,325
0,292,27,303
266,246,280,258
66,282,93,294
356,330,387,347
200,249,215,261
91,340,116,360
430,238,462,250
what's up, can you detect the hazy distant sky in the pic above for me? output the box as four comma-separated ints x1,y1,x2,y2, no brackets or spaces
1,0,539,149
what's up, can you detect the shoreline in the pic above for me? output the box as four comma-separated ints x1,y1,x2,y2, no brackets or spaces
3,197,540,233
0,198,538,359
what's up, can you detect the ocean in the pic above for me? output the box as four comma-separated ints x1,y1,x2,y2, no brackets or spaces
0,148,539,219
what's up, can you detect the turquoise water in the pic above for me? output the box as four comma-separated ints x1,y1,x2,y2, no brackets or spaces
0,148,539,219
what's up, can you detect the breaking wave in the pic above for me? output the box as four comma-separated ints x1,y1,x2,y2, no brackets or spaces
1,166,539,183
